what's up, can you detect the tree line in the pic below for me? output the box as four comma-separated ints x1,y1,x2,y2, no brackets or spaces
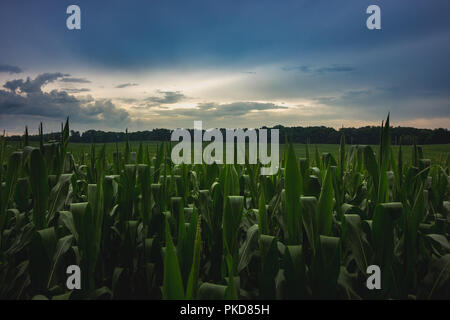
5,125,450,145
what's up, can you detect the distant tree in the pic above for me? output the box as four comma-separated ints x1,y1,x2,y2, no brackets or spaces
7,124,450,145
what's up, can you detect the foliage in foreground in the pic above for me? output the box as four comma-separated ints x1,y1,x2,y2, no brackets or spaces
0,116,449,300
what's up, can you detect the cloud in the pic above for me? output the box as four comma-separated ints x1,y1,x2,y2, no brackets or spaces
145,90,186,105
130,103,329,130
59,77,91,83
82,99,130,124
4,72,66,93
115,83,139,88
282,64,355,74
62,88,91,93
198,101,287,117
311,86,450,121
316,65,356,74
0,73,130,129
281,66,311,72
147,101,287,120
0,64,22,74
116,97,138,103
127,99,291,130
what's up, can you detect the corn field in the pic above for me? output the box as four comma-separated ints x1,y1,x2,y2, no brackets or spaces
0,115,449,300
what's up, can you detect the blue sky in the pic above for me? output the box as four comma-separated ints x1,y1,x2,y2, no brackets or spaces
0,0,449,133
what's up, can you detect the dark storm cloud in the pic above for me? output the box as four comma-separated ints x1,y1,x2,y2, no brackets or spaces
0,73,130,127
0,64,22,74
4,72,66,93
115,83,139,88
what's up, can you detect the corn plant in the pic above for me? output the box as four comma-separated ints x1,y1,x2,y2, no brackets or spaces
0,115,449,300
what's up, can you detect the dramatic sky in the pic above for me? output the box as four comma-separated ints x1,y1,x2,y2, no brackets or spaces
0,0,449,134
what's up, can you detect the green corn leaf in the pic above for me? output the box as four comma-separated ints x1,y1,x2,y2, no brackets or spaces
237,224,259,273
223,196,244,270
372,202,402,296
224,254,238,300
339,133,345,182
312,235,341,299
257,190,269,236
300,196,319,254
418,254,450,299
342,214,372,274
70,202,97,292
179,205,197,288
29,148,49,230
185,214,202,299
0,152,21,233
162,218,185,300
259,235,279,299
198,283,227,300
317,167,333,236
47,173,73,224
29,227,57,292
284,142,302,244
364,146,379,196
283,245,306,299
47,234,74,289
59,210,78,241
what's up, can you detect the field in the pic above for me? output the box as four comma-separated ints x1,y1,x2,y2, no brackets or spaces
5,141,449,166
0,118,449,300
69,143,450,166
